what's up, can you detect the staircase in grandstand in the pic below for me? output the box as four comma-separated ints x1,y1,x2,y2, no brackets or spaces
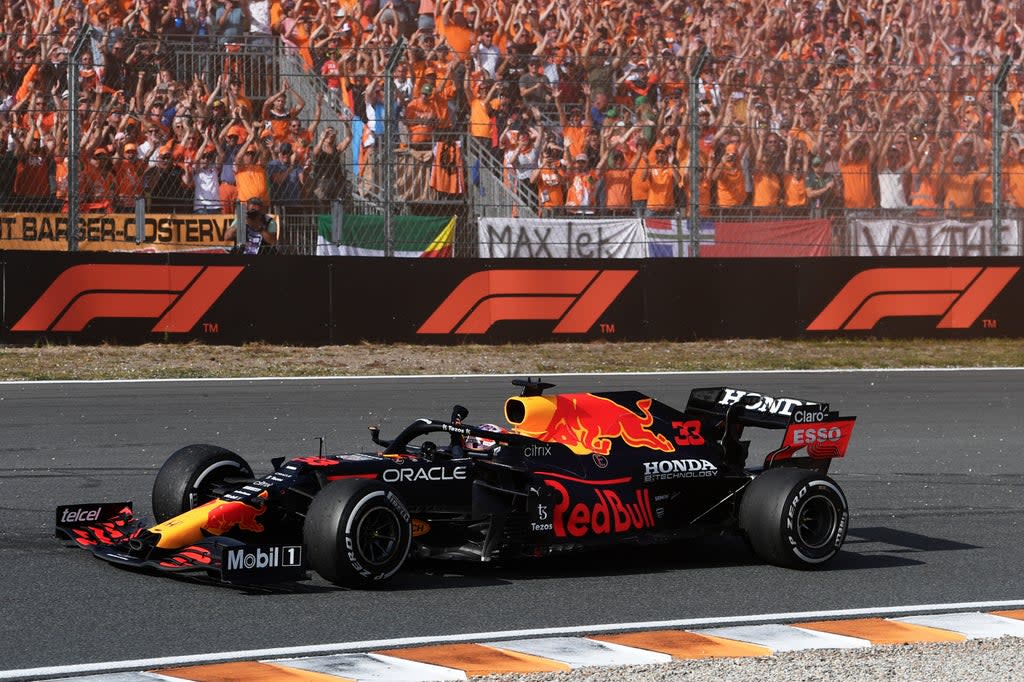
465,136,537,219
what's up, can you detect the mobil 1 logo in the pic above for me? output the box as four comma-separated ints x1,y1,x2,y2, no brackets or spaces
220,544,307,583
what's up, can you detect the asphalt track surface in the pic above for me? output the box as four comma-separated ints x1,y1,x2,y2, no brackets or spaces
2,370,1023,674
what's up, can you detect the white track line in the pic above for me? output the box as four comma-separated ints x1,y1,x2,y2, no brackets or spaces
5,599,1024,681
0,366,1022,386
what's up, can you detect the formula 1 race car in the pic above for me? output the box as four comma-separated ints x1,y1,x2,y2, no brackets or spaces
56,379,856,587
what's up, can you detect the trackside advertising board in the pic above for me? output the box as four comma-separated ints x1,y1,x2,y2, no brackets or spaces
0,212,263,252
0,253,1022,344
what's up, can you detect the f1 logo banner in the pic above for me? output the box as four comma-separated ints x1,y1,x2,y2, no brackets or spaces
807,266,1019,331
418,269,637,334
11,264,243,333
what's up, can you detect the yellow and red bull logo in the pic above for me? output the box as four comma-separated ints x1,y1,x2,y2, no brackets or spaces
505,393,676,455
149,496,267,549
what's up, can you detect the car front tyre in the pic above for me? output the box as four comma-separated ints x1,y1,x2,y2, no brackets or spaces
739,467,848,568
304,480,412,588
152,444,254,522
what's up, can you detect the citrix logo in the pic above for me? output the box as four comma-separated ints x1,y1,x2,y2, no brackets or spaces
524,444,552,457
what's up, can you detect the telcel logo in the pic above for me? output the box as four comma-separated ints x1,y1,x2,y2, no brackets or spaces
60,507,101,523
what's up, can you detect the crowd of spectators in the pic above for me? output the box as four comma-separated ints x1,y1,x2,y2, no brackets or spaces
3,0,1024,220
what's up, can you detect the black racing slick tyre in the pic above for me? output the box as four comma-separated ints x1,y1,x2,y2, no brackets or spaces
304,480,412,588
152,444,254,522
739,467,848,568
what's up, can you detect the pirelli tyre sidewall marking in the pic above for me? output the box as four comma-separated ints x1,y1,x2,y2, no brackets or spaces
785,479,848,564
342,489,411,580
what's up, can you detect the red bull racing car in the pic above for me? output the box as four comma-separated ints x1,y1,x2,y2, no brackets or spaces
55,379,856,587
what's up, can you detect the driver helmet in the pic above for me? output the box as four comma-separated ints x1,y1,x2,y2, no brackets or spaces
464,423,507,451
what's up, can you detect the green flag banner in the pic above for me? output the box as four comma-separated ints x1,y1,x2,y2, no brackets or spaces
317,215,454,257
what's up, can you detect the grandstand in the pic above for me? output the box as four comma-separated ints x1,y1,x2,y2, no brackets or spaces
1,0,1023,255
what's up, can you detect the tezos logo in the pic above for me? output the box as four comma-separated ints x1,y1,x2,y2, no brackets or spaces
226,546,302,570
524,444,552,457
382,466,467,483
61,507,102,523
643,459,718,482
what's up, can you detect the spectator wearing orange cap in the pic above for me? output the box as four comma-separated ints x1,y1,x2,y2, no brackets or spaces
599,142,640,216
531,144,566,214
217,117,248,211
643,142,680,216
113,140,145,212
711,140,748,212
80,145,117,213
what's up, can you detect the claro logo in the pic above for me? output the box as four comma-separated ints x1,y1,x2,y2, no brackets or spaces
12,264,243,333
418,269,637,334
807,267,1019,331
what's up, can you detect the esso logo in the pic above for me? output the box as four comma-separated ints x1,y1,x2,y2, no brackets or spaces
791,426,843,445
793,409,828,423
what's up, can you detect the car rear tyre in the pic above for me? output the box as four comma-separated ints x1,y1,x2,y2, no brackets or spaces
152,444,254,522
739,467,848,568
304,480,412,587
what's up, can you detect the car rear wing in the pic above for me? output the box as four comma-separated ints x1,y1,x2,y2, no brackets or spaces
685,387,826,429
686,387,856,465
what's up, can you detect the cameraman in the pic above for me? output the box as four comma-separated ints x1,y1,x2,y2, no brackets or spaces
225,197,278,254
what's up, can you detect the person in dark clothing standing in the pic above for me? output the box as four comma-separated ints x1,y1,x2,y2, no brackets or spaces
143,150,190,213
